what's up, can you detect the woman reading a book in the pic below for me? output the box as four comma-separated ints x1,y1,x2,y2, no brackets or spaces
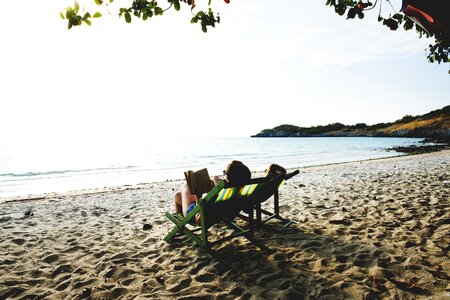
174,160,251,224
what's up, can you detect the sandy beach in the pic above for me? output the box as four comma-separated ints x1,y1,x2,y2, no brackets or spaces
1,150,449,299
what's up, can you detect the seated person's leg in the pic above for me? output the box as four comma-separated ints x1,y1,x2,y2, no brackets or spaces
181,183,198,216
174,192,182,214
181,183,202,224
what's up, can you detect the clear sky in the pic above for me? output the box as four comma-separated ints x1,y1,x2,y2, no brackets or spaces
1,0,449,141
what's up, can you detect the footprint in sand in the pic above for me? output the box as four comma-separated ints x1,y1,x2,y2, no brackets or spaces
153,219,165,225
94,250,108,259
230,286,244,296
0,287,27,299
336,255,350,263
11,238,26,246
257,274,285,286
72,278,96,289
103,267,116,279
121,278,136,286
277,260,292,269
55,280,70,291
167,278,192,292
51,264,73,277
1,259,17,265
194,273,215,283
109,252,129,261
42,254,59,264
0,216,12,223
353,257,373,268
111,287,128,298
173,263,185,271
301,240,323,250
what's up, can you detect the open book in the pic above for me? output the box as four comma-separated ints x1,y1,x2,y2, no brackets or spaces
184,168,213,197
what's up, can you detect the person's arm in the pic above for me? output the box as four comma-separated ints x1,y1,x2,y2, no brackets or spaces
210,175,221,186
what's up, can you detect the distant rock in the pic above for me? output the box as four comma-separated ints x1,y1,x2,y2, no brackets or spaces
252,105,450,141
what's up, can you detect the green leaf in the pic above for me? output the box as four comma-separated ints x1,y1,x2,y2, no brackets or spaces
84,19,92,25
202,24,207,33
125,11,131,23
174,0,180,11
109,0,113,3
93,12,102,18
74,0,79,11
94,0,103,5
60,12,65,19
335,4,346,16
392,13,403,21
83,12,91,19
403,18,414,30
347,8,356,19
208,0,211,5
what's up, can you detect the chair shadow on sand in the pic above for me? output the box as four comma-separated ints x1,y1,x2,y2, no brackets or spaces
161,167,445,299
165,219,433,299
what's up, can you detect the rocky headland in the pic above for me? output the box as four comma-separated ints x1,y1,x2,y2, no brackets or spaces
252,105,450,142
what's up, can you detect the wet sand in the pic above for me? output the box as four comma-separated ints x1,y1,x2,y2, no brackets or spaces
1,150,449,299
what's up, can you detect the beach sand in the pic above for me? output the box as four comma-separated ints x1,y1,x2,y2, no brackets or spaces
1,150,449,299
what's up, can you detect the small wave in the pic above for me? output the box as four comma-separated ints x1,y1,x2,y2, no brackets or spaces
0,166,138,178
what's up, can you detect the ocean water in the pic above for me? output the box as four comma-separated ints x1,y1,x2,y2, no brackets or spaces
0,137,423,200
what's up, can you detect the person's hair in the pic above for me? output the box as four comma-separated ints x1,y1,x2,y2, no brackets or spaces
265,164,286,176
225,160,251,185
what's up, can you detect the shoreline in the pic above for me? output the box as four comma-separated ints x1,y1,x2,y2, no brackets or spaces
0,151,414,204
0,137,434,203
1,149,449,299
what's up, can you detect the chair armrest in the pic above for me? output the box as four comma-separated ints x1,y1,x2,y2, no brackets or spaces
284,170,299,180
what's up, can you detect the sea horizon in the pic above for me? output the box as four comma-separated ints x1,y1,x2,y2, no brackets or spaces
0,136,424,201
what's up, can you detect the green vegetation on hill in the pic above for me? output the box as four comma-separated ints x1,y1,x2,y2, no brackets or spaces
253,105,450,140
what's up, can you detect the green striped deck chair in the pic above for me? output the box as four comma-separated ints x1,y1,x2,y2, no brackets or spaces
164,170,299,251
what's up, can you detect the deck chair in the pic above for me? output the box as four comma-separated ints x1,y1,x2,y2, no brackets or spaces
250,170,300,230
164,170,299,251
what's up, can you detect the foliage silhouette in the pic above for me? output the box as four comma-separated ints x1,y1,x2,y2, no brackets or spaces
61,0,449,65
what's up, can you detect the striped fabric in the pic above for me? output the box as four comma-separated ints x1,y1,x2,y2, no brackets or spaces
239,183,258,196
216,187,237,202
215,183,260,202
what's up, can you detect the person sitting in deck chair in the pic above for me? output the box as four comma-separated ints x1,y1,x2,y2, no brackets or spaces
265,163,287,177
174,160,251,224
